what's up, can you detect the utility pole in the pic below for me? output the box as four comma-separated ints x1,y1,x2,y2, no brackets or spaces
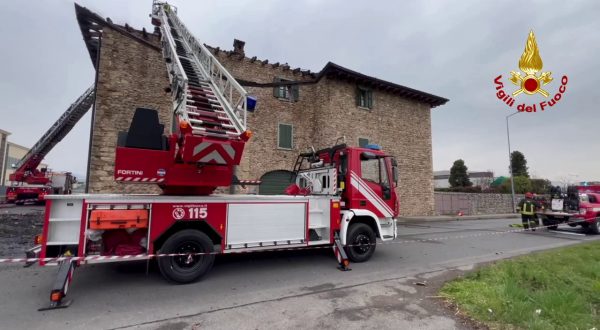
506,111,521,212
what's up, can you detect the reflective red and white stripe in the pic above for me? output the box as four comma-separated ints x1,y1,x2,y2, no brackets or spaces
237,180,261,185
349,172,394,217
115,177,165,183
333,244,344,264
0,222,577,264
15,198,40,204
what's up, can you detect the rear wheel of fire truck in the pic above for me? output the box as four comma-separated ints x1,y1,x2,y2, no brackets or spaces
345,223,376,263
158,229,215,284
542,216,558,230
588,218,600,235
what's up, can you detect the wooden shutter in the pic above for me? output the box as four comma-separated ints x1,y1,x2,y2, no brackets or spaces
278,124,293,149
292,85,300,102
356,86,362,106
273,77,281,98
367,89,373,109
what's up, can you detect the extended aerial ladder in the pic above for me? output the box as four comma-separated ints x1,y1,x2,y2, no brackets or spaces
6,86,95,203
114,1,255,195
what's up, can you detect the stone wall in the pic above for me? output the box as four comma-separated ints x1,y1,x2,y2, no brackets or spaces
311,78,434,216
435,192,524,215
211,52,319,181
87,27,172,194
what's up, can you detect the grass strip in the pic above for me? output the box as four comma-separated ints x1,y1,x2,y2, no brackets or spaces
440,241,600,329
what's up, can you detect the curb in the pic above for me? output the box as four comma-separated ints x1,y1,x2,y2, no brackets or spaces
398,214,520,223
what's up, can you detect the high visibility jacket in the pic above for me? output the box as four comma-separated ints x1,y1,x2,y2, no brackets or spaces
520,200,535,215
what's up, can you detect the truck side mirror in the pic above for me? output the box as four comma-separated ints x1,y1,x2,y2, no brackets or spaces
391,157,399,187
382,183,391,200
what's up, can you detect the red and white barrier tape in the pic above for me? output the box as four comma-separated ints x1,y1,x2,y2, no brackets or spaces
235,180,261,185
0,220,592,264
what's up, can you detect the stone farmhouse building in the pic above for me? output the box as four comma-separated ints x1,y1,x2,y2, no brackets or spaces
75,4,448,216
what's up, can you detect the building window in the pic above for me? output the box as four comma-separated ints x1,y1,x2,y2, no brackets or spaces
358,138,369,148
273,77,299,102
356,86,373,109
278,123,293,149
6,156,20,168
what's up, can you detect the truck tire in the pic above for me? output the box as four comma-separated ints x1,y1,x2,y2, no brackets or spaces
542,216,558,230
158,229,215,284
588,219,600,235
345,223,376,263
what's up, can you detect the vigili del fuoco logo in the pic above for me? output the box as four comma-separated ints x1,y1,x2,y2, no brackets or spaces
494,30,568,112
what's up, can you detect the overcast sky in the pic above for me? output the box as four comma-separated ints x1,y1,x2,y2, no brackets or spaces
1,0,598,184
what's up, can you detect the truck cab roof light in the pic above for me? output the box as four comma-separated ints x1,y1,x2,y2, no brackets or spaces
365,144,382,151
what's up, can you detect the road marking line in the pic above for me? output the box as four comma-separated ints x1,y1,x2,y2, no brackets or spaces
550,231,587,237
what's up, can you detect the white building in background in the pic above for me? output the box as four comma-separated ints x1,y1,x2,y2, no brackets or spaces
434,170,494,189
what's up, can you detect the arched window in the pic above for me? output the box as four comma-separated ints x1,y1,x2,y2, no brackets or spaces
259,170,296,195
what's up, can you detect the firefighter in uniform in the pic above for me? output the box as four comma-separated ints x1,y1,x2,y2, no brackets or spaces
518,192,540,230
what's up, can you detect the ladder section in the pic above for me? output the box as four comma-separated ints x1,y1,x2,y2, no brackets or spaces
151,2,248,139
13,86,95,173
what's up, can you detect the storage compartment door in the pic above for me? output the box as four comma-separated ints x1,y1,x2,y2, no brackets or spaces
227,203,306,248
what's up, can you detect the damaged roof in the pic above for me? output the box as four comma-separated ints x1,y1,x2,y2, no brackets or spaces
74,3,160,69
73,4,448,107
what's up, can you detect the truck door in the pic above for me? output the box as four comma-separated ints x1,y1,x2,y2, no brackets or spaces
353,152,396,218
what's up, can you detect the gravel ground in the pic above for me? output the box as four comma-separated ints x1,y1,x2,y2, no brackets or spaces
0,206,44,257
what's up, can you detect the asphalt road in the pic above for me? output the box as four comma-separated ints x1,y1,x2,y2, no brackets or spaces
0,218,597,329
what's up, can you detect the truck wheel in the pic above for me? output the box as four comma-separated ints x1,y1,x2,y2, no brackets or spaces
158,229,215,284
542,217,558,230
588,219,600,235
345,223,376,263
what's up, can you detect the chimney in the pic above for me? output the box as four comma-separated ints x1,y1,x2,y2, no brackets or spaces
233,39,245,56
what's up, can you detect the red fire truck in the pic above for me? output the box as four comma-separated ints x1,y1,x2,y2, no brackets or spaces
34,140,399,308
28,2,400,310
536,185,600,234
